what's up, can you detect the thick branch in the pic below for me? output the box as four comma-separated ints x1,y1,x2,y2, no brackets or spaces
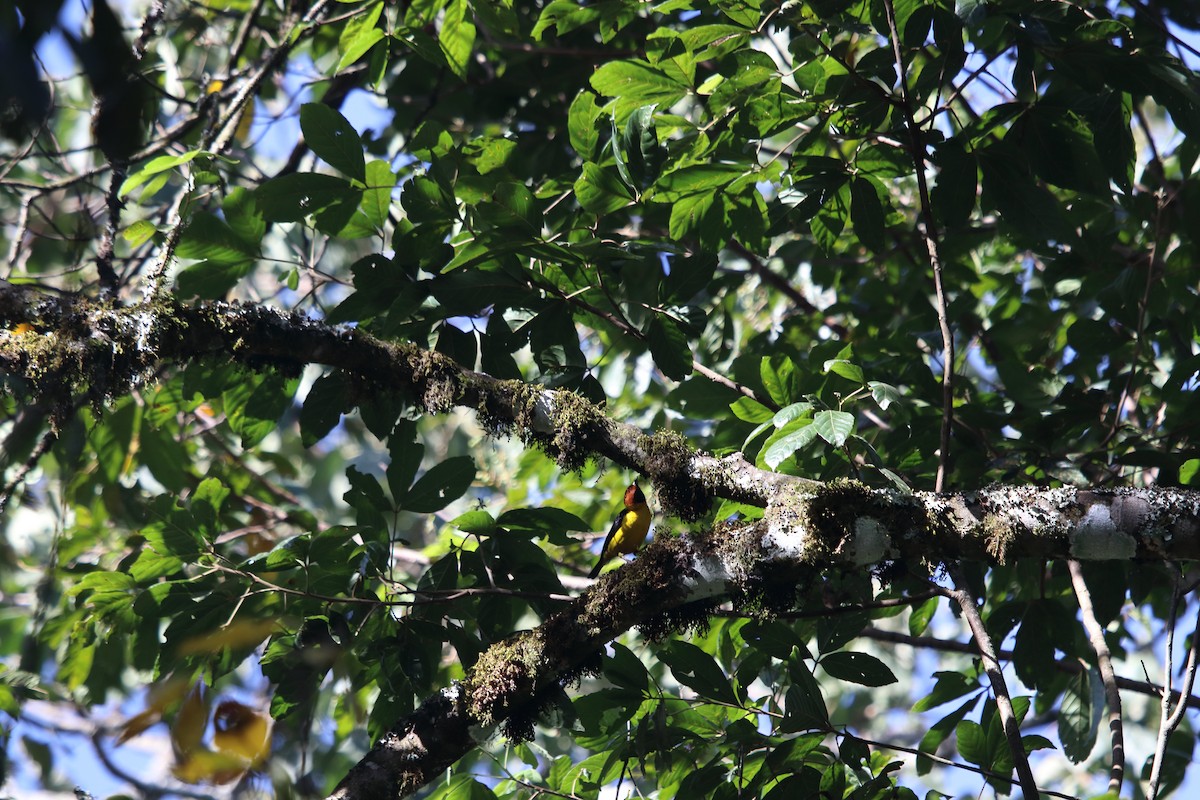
4,285,1200,561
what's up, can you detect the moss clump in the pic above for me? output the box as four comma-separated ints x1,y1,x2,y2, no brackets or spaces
641,429,710,521
465,633,544,728
409,347,464,413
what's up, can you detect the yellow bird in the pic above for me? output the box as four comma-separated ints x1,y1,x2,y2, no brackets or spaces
588,482,652,578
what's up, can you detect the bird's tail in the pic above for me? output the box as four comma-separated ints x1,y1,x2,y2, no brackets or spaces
587,559,604,579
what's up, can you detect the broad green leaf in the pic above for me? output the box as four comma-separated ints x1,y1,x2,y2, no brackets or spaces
337,2,385,72
590,60,690,116
730,396,774,423
575,162,634,215
849,177,886,253
819,651,897,687
361,159,397,230
668,192,719,242
405,457,477,513
647,316,692,380
868,381,902,410
763,421,818,470
568,91,602,160
299,372,350,447
822,359,864,384
955,719,987,766
1059,668,1100,763
439,0,476,80
909,597,938,637
300,104,365,182
811,410,854,447
257,173,361,223
176,212,258,263
760,355,801,406
660,640,739,705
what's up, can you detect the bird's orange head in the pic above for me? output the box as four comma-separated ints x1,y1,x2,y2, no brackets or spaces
625,482,646,507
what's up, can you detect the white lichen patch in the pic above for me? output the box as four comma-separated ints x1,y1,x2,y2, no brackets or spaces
763,503,809,561
852,517,888,565
1070,503,1137,560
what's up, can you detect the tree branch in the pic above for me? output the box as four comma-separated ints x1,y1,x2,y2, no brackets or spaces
880,0,955,492
943,565,1039,797
1067,559,1124,795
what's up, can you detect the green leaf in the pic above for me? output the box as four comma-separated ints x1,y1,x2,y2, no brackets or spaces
1059,668,1100,763
299,372,350,448
930,140,976,228
647,316,692,380
909,596,938,636
762,420,818,470
849,177,886,253
819,651,897,687
300,104,365,182
1181,458,1200,485
912,671,980,712
119,150,213,197
868,381,902,410
257,172,361,223
337,1,385,72
425,773,498,800
590,61,690,116
659,640,739,705
176,212,258,263
781,657,829,732
439,0,477,80
603,643,650,691
405,457,476,513
612,104,664,194
451,510,497,536
175,260,253,299
122,219,158,247
361,159,397,230
575,162,634,215
955,719,987,766
730,396,774,423
760,355,801,406
654,163,746,199
668,192,719,242
811,410,854,447
568,91,602,160
822,359,864,384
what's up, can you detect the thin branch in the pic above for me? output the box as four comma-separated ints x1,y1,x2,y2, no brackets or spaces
1067,560,1125,795
1148,581,1200,798
860,626,1200,709
880,0,954,491
942,566,1040,797
94,162,126,299
848,731,1078,800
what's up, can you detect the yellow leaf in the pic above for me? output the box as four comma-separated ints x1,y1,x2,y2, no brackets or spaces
212,700,271,765
116,676,192,743
178,618,279,655
172,747,250,785
170,680,210,757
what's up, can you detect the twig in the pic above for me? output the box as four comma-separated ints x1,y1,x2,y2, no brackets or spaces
941,566,1040,797
880,0,954,491
859,626,1200,710
847,731,1078,800
1147,579,1200,798
94,162,126,299
0,425,59,516
1067,560,1124,795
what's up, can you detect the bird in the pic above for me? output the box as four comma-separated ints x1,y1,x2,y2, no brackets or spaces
588,482,652,578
